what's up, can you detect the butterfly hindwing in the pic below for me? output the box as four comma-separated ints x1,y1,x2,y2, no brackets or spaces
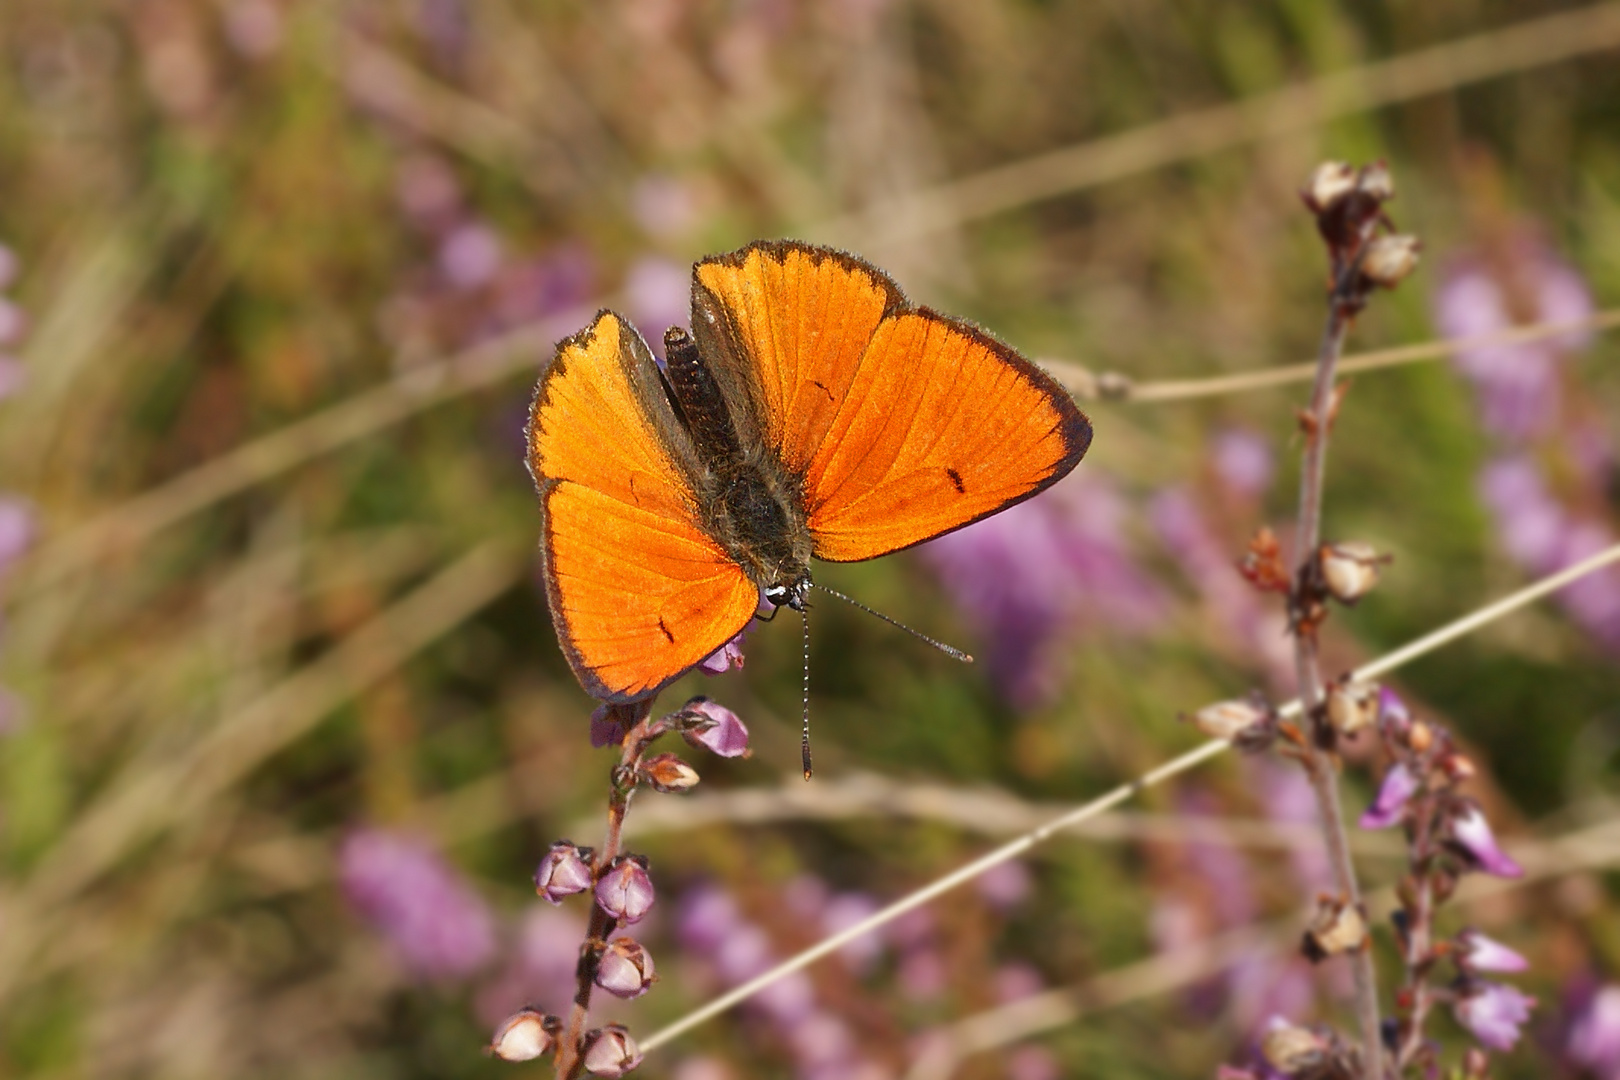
528,311,760,702
693,241,1092,563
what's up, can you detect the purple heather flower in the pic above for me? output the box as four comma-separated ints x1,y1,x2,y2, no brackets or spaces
590,704,632,748
788,1010,854,1069
1456,929,1529,973
582,1024,643,1078
697,633,746,675
475,906,586,1022
680,698,750,757
714,923,771,983
631,174,700,240
494,243,597,327
1210,428,1276,500
1450,806,1524,878
1454,981,1535,1051
596,936,656,999
676,884,740,955
1377,687,1411,737
754,969,816,1024
595,855,656,923
438,222,502,290
1558,521,1620,652
1479,456,1569,574
1568,985,1620,1078
0,299,25,347
0,498,36,575
821,891,883,971
1007,1046,1061,1080
975,858,1033,912
1359,762,1420,829
339,828,496,979
1433,232,1593,443
992,962,1045,1004
897,946,948,1001
625,256,690,351
923,470,1167,708
1256,761,1333,891
534,841,595,903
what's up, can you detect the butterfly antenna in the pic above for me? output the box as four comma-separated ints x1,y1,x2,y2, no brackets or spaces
810,583,974,663
800,603,813,781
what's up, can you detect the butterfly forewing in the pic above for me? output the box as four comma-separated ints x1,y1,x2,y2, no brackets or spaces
528,311,760,702
693,241,1092,564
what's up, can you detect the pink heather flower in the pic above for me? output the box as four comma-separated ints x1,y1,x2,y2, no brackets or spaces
582,1025,643,1078
0,299,25,347
923,470,1167,708
898,947,948,1001
0,498,37,574
1359,762,1420,829
534,841,595,903
697,634,746,675
754,969,816,1024
676,884,740,955
595,936,655,999
1007,1045,1062,1080
590,704,632,748
494,243,597,327
821,892,883,971
1450,806,1524,878
1456,929,1529,973
395,153,461,226
625,256,690,349
680,698,750,757
1210,428,1276,500
339,829,496,979
222,0,284,58
1558,521,1620,652
1149,487,1293,691
475,906,586,1022
1377,687,1412,738
975,858,1033,912
595,855,655,923
1479,456,1569,574
992,962,1045,1004
438,222,502,290
1454,981,1535,1051
1433,233,1593,443
789,1011,854,1069
1568,985,1620,1077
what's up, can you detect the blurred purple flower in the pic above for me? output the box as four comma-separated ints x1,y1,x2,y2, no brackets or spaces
789,1011,854,1070
0,498,36,574
589,704,632,748
395,153,462,230
339,828,496,980
476,906,585,1022
975,858,1032,912
897,947,948,1001
1453,981,1535,1051
1007,1045,1062,1080
1149,487,1293,691
1211,428,1276,500
821,892,883,971
1456,929,1529,973
1558,521,1620,651
0,299,26,347
495,243,597,327
1450,806,1524,878
1359,762,1419,829
676,884,740,955
1433,233,1593,443
1256,761,1333,891
222,0,284,58
1568,984,1620,1078
923,470,1167,708
992,962,1045,1004
626,256,691,349
631,174,700,239
438,222,502,290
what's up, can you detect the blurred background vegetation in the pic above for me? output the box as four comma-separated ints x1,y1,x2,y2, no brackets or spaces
1,1,1619,1077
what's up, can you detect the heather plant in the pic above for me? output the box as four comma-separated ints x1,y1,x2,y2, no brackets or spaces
3,4,1620,1080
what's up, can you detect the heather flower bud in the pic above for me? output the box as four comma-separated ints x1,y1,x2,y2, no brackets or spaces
679,697,750,758
1318,541,1385,604
1303,162,1358,214
1302,897,1368,962
595,937,656,999
1361,234,1421,287
640,753,700,793
1454,981,1535,1051
1185,696,1270,748
1325,678,1379,736
1450,805,1524,879
582,1024,643,1077
487,1007,560,1062
1355,161,1395,202
534,841,595,904
1441,752,1477,783
1260,1017,1328,1074
1456,929,1529,973
596,855,656,923
1359,762,1419,829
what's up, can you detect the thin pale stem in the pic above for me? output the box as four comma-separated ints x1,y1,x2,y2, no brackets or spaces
633,539,1620,1058
1290,257,1384,1079
1396,806,1438,1069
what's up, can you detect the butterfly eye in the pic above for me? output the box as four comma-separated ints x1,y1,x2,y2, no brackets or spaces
763,584,792,607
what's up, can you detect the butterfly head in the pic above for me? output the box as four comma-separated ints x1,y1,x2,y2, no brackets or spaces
763,578,811,612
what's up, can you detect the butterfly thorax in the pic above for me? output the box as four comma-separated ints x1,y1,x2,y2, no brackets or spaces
662,327,813,607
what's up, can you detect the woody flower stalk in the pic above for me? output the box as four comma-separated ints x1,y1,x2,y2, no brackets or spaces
1236,162,1420,1079
486,697,750,1077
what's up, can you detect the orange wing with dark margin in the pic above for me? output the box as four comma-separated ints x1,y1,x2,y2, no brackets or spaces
692,241,1092,563
527,311,760,703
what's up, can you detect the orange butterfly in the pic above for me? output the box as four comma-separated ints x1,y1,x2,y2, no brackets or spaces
526,241,1091,751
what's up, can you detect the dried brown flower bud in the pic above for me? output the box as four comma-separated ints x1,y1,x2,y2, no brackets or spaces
1302,897,1369,962
487,1007,560,1062
1303,162,1358,214
1356,161,1395,202
640,753,700,794
1442,753,1477,783
1319,541,1385,604
1360,234,1421,287
1260,1017,1328,1074
1190,699,1270,743
1325,678,1379,736
1408,720,1434,754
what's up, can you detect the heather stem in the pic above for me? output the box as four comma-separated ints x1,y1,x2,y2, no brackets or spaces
1396,807,1438,1069
554,703,656,1080
1292,255,1385,1080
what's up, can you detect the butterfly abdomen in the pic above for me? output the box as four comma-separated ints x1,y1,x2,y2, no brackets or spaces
663,326,812,595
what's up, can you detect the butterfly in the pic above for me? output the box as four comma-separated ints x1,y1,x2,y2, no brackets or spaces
526,240,1092,756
